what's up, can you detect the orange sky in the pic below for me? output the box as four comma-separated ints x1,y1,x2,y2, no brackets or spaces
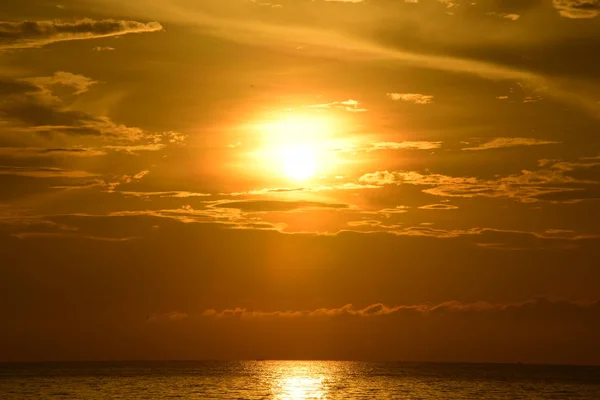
1,0,600,364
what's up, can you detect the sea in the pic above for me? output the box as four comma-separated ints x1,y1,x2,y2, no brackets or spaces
1,361,599,399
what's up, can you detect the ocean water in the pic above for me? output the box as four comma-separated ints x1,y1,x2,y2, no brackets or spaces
1,361,599,399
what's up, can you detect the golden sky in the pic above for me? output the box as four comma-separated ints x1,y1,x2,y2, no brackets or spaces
1,0,600,364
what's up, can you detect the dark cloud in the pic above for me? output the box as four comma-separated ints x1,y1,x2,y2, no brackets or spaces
0,76,135,138
4,100,101,128
0,75,185,151
0,79,40,96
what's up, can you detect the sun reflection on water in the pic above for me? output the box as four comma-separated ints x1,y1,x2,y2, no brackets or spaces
270,363,329,400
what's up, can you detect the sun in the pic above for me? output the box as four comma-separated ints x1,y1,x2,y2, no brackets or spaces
247,111,353,182
255,113,335,181
280,144,317,180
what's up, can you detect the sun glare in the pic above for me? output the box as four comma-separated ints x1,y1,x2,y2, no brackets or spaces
280,145,317,180
254,113,339,181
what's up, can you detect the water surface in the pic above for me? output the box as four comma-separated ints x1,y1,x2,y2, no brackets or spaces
1,361,599,399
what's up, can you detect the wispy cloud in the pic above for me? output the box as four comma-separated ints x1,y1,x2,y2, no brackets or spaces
147,311,188,323
10,232,138,241
84,0,600,115
418,204,459,210
203,298,600,320
26,71,98,95
367,141,442,151
0,147,106,158
307,99,367,112
103,144,166,154
0,166,98,178
120,191,212,198
462,137,562,151
0,19,163,50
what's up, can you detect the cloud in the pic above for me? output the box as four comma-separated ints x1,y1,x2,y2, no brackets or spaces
109,207,286,231
0,79,41,96
387,93,434,104
307,99,367,112
103,144,166,154
10,232,137,241
91,0,548,83
0,75,185,149
226,182,380,197
487,12,521,20
0,75,140,139
418,204,459,210
347,219,387,227
0,19,163,50
367,141,442,151
462,137,562,151
203,297,600,320
359,170,477,186
202,303,422,320
553,0,600,18
358,157,600,203
323,0,365,3
335,141,442,154
119,191,212,198
83,0,600,115
546,229,576,235
92,46,116,51
132,170,149,180
26,71,98,95
0,166,98,178
146,311,189,323
97,204,599,246
247,0,285,6
211,200,349,212
358,170,398,185
0,147,106,158
87,170,153,193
